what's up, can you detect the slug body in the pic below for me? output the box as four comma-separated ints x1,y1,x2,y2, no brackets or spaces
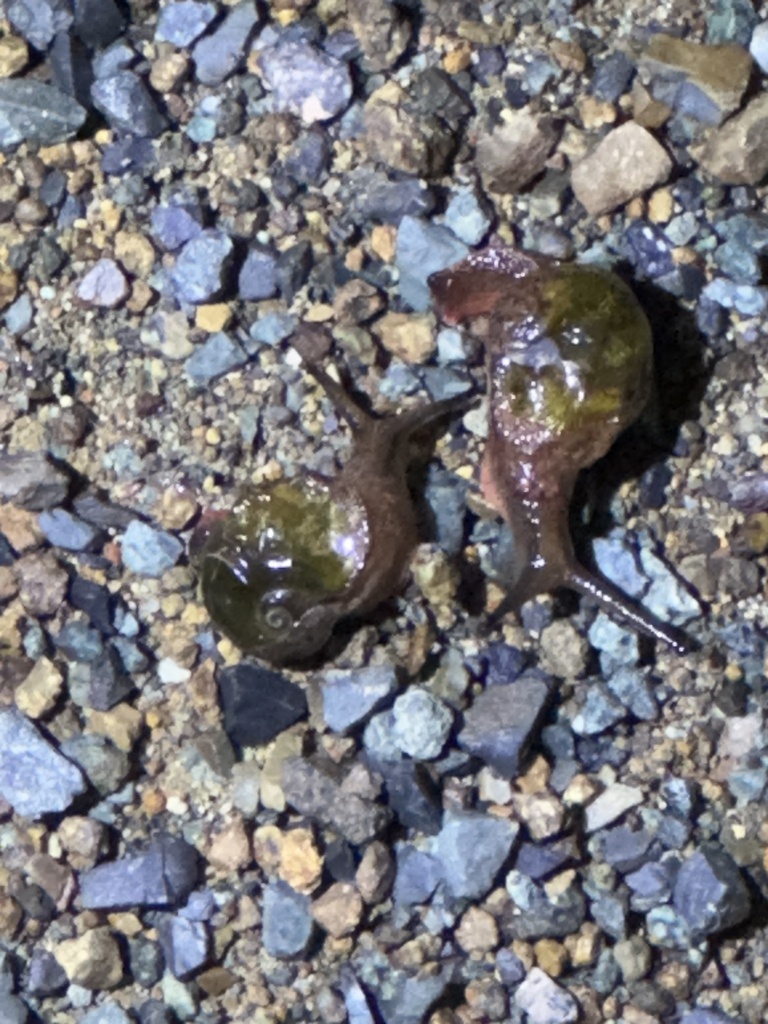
191,361,468,663
430,246,691,653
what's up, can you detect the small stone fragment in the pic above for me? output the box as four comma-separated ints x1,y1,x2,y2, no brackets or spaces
150,203,203,252
347,0,410,71
0,451,69,509
55,928,123,989
585,784,644,832
262,881,314,958
169,230,233,303
15,656,63,718
321,663,398,733
38,508,99,551
73,0,125,49
355,841,393,903
0,79,86,149
280,828,323,893
258,40,352,124
7,0,73,51
434,811,518,900
672,846,751,939
0,36,29,78
91,71,166,138
79,835,199,910
156,0,217,47
475,111,561,194
443,185,493,246
120,520,183,577
390,688,453,759
395,215,469,312
691,93,768,184
238,245,279,301
571,121,673,216
311,881,364,937
77,259,129,309
514,967,579,1024
157,914,209,979
374,311,437,364
218,663,307,747
455,906,499,953
15,550,68,615
184,332,248,386
193,0,258,86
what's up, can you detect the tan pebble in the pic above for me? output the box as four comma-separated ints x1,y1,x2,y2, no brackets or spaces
0,36,28,77
305,303,335,322
355,841,394,903
279,827,323,893
566,922,601,966
534,937,569,977
455,906,499,954
57,816,107,871
370,224,397,262
208,817,252,872
15,656,63,718
511,793,564,840
516,755,552,795
127,280,154,312
311,881,364,937
115,230,156,277
140,787,167,816
107,912,143,937
647,187,674,224
205,426,221,446
252,823,284,875
0,891,22,940
55,927,123,989
0,566,17,602
198,966,237,997
625,196,646,219
150,50,189,92
87,704,143,752
551,38,587,72
195,303,232,332
576,95,617,129
443,42,472,73
0,271,18,311
563,773,600,806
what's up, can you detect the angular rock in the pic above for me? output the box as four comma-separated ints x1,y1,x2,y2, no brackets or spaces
156,914,208,978
120,520,183,577
262,881,314,958
79,836,200,910
0,708,85,817
475,110,560,194
238,245,279,301
77,259,129,308
91,72,167,138
321,663,398,733
363,83,456,177
259,40,352,124
54,928,123,990
218,663,307,748
434,811,518,900
7,0,72,51
514,967,579,1024
80,1005,133,1024
505,873,587,940
60,733,129,796
393,844,442,905
672,846,751,939
192,0,258,86
374,758,443,835
73,0,125,49
638,34,752,125
691,93,768,185
184,332,248,386
459,671,553,777
342,168,436,225
50,31,93,108
0,79,86,150
150,203,203,252
169,229,233,303
571,121,673,216
347,0,410,71
156,1,217,47
395,215,468,311
0,451,69,509
585,783,644,832
391,688,453,760
26,948,68,997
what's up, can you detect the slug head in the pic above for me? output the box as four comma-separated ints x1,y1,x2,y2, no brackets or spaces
191,480,369,662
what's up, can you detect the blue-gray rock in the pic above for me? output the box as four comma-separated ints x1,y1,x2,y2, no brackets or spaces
646,903,693,948
179,889,217,921
458,671,552,776
246,311,296,350
259,40,352,123
588,613,640,675
157,914,208,978
92,41,137,80
26,948,67,997
7,0,72,50
344,169,436,224
150,203,203,251
121,520,183,577
156,0,217,46
395,216,469,311
321,663,398,733
597,826,654,873
393,844,442,905
0,708,86,817
624,221,675,279
571,684,627,736
514,967,578,1024
59,732,129,796
589,888,628,941
238,245,279,301
218,663,307,748
593,532,648,599
38,508,99,551
169,229,233,303
707,0,757,44
591,51,635,102
505,872,587,940
73,0,125,49
77,258,129,308
80,836,199,910
373,758,443,835
607,666,658,721
515,837,576,881
639,545,702,625
4,293,33,335
682,1009,744,1024
434,811,518,900
50,30,93,108
750,21,768,73
443,186,493,245
262,881,314,958
526,55,560,94
701,277,768,316
193,1,259,85
0,451,68,510
0,80,86,150
184,332,248,386
57,620,105,662
713,239,761,282
80,1004,133,1024
672,846,751,939
391,688,453,760
284,130,331,183
91,72,167,138
376,966,452,1024
0,994,28,1024
424,467,468,556
340,969,376,1024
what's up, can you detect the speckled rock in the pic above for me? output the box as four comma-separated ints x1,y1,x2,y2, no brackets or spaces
91,71,167,138
691,93,768,184
262,881,314,958
192,0,259,86
258,40,352,124
0,79,86,149
673,846,751,939
184,332,248,385
434,810,518,900
390,688,453,759
155,0,217,47
120,520,183,576
514,967,579,1024
54,928,123,990
169,229,233,304
475,110,560,194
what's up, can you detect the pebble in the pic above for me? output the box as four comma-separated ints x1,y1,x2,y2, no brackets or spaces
15,656,63,718
120,520,183,576
192,0,259,86
91,71,167,138
4,293,33,335
607,666,658,721
750,21,768,72
0,994,28,1024
157,914,209,979
311,881,364,938
691,93,768,184
184,332,248,386
0,451,69,510
156,0,217,47
443,185,493,246
393,844,442,905
321,663,398,733
77,259,129,309
7,0,72,51
593,532,649,599
0,78,86,149
60,732,130,795
238,245,279,301
54,928,123,990
592,51,635,102
79,1005,133,1024
395,215,468,312
79,836,199,910
0,707,85,816
37,508,99,551
571,121,673,216
26,949,68,997
585,783,644,832
262,881,314,958
459,672,553,776
258,40,352,124
672,846,751,939
514,967,579,1024
640,546,702,624
475,110,560,194
343,168,435,224
434,810,518,900
681,1010,742,1024
390,688,453,760
218,663,307,747
150,202,203,251
169,229,233,303
570,685,627,736
375,311,436,364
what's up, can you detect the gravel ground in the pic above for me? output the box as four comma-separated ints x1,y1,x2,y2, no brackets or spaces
1,1,768,1023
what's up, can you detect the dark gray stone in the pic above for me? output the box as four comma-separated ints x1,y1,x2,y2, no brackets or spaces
673,846,751,939
59,733,130,796
218,663,308,747
25,949,68,997
73,0,125,49
184,332,248,386
156,0,217,46
262,881,313,958
38,508,99,551
7,0,72,50
50,31,93,108
597,826,655,873
91,72,167,138
589,889,628,941
169,229,233,303
707,0,757,44
392,844,442,906
238,245,279,301
321,663,398,733
591,51,635,102
374,758,443,835
0,451,69,509
79,835,200,910
434,811,518,900
343,169,436,225
193,0,259,86
514,837,576,881
570,685,627,736
56,620,105,662
458,671,553,776
284,130,331,184
0,708,86,817
157,914,208,979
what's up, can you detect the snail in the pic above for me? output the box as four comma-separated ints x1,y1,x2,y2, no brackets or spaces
190,341,472,663
429,246,693,654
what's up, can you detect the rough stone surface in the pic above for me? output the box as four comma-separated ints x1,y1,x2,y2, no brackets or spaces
262,881,314,958
0,708,86,817
192,1,259,86
258,40,352,124
321,663,398,733
120,520,184,577
514,967,579,1024
691,93,768,184
673,846,751,939
0,452,69,509
0,79,86,149
475,111,561,193
433,811,518,900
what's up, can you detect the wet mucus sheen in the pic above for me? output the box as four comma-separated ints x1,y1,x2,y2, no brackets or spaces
430,246,693,654
191,359,469,663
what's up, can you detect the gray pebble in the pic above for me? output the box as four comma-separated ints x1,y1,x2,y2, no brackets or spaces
391,688,453,760
38,508,99,551
91,71,167,138
193,0,259,85
157,914,209,979
646,903,693,949
80,835,199,910
0,451,69,510
514,967,579,1024
0,707,86,817
238,245,279,301
4,293,33,335
150,203,203,251
262,881,314,958
639,546,702,625
395,216,469,311
79,1004,133,1024
321,663,398,733
184,332,248,386
607,666,658,721
0,994,28,1024
362,710,402,763
121,520,183,577
433,810,518,899
247,311,296,350
77,258,129,308
7,0,72,50
673,846,751,939
443,185,493,245
707,0,757,45
393,844,442,905
169,229,233,303
0,80,86,149
424,466,468,556
571,685,627,736
60,733,129,796
592,531,648,599
156,0,217,47
26,949,68,997
92,41,137,80
259,39,352,123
